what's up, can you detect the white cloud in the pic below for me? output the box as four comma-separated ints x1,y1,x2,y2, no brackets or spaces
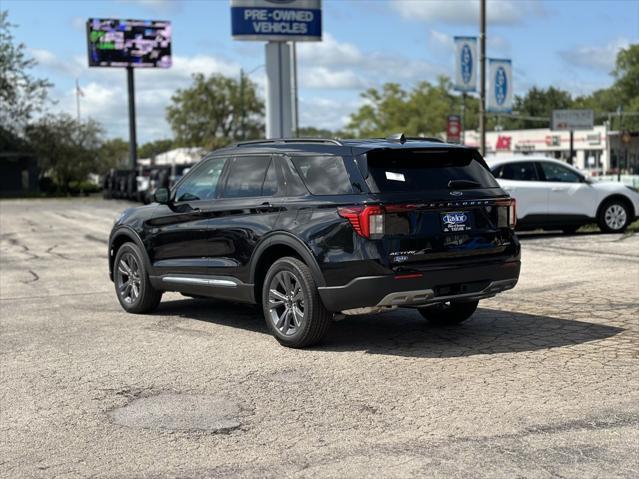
428,29,455,53
296,32,443,90
391,0,545,25
558,38,630,72
298,97,362,130
35,48,243,143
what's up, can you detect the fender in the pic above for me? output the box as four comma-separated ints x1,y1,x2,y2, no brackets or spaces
249,232,326,288
108,226,153,281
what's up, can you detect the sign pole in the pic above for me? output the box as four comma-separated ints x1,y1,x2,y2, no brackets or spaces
479,0,486,156
569,129,574,165
126,66,138,169
265,41,293,139
461,92,466,145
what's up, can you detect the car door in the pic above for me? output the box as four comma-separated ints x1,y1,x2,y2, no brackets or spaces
148,156,230,276
537,161,597,217
492,161,548,220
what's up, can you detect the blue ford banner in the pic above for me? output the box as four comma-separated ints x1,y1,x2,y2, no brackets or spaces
454,36,477,92
487,58,513,113
231,0,322,42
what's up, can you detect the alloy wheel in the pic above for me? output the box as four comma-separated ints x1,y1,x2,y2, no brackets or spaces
116,252,141,304
267,270,306,336
604,204,627,231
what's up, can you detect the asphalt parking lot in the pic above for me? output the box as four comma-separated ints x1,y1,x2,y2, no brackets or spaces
1,198,638,478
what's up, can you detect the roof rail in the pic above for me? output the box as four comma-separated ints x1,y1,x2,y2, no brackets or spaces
235,138,343,147
385,133,444,144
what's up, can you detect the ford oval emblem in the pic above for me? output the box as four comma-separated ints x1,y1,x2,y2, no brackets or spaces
495,66,508,106
450,191,463,196
442,213,468,224
461,44,472,85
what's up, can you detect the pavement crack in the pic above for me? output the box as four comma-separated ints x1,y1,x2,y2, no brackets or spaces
21,269,39,284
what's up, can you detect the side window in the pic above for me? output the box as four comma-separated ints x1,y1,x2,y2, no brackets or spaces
539,162,582,183
491,165,503,178
499,162,538,181
222,156,271,198
174,157,227,202
261,159,285,197
291,156,353,195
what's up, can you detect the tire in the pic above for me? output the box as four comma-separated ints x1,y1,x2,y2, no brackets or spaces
418,300,479,326
262,257,332,348
113,242,162,314
597,199,631,233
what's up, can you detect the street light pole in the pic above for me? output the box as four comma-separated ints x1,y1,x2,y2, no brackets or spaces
479,0,486,156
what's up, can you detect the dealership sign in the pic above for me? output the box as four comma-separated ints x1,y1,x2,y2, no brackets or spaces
231,0,322,42
551,109,594,131
447,115,461,143
454,37,477,92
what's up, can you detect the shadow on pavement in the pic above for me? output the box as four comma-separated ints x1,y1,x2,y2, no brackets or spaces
155,298,623,357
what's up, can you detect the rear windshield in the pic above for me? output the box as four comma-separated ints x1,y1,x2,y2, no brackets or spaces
365,149,498,192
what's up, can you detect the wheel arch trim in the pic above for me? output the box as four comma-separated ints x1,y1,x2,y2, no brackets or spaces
249,232,326,288
108,226,152,281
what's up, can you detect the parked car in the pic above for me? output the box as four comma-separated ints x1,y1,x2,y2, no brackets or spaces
108,136,520,347
486,157,639,233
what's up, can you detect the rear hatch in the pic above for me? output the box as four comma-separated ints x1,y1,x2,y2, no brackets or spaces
344,147,516,268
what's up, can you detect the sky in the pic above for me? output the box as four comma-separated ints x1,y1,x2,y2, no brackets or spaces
4,0,639,144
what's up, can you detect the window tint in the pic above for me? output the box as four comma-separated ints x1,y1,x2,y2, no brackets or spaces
540,162,582,183
497,162,538,181
366,149,498,192
291,156,353,195
222,156,271,198
174,157,227,202
261,159,282,197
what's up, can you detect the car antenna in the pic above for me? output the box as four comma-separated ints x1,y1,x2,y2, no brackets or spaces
386,133,406,144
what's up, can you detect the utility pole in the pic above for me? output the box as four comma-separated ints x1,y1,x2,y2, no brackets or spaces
461,92,466,145
479,0,486,156
291,42,299,137
75,79,82,122
239,68,246,140
126,66,138,169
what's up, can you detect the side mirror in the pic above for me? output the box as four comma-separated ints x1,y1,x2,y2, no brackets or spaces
154,187,170,204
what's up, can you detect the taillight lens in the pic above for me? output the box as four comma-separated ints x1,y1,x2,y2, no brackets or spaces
496,198,517,229
338,205,385,239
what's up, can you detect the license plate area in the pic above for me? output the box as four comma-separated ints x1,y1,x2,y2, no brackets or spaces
440,211,472,233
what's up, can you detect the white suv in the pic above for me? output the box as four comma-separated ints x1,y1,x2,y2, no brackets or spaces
486,157,639,233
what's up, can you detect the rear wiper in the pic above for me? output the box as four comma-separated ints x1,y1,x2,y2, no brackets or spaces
448,179,482,189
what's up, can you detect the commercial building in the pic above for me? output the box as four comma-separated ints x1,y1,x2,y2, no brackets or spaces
464,126,639,177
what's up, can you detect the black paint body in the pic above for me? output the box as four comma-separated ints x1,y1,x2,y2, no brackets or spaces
108,139,521,311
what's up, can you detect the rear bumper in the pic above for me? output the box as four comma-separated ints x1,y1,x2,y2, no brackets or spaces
317,259,521,312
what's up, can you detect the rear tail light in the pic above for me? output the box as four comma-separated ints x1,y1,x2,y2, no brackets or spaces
338,205,385,239
496,198,517,229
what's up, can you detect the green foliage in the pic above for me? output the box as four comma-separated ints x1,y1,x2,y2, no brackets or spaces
25,114,103,193
0,10,52,135
98,138,130,173
166,73,264,148
138,138,174,159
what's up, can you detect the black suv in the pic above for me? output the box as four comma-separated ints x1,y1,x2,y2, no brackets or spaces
108,136,520,347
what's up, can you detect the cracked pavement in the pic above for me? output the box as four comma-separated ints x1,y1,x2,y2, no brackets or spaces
1,198,638,478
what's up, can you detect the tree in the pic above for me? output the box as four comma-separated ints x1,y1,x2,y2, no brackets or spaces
138,138,174,159
98,138,130,173
0,10,52,137
25,114,103,192
502,87,573,129
166,73,264,148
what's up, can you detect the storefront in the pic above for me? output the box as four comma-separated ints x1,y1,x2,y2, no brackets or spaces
462,126,634,176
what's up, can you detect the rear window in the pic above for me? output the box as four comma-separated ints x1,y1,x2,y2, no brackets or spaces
365,149,498,192
291,156,353,195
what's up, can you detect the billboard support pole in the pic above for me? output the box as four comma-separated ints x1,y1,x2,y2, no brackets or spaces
126,66,138,170
479,0,486,156
461,92,466,145
265,41,293,139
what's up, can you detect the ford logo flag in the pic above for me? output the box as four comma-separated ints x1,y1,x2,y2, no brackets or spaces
487,58,513,113
454,37,477,92
461,44,472,84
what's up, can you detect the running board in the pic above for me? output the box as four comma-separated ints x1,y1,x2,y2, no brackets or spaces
161,276,238,288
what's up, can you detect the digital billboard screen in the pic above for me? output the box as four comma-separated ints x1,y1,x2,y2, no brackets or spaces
86,18,172,68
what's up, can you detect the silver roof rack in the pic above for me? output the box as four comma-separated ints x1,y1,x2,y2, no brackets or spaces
235,138,343,147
